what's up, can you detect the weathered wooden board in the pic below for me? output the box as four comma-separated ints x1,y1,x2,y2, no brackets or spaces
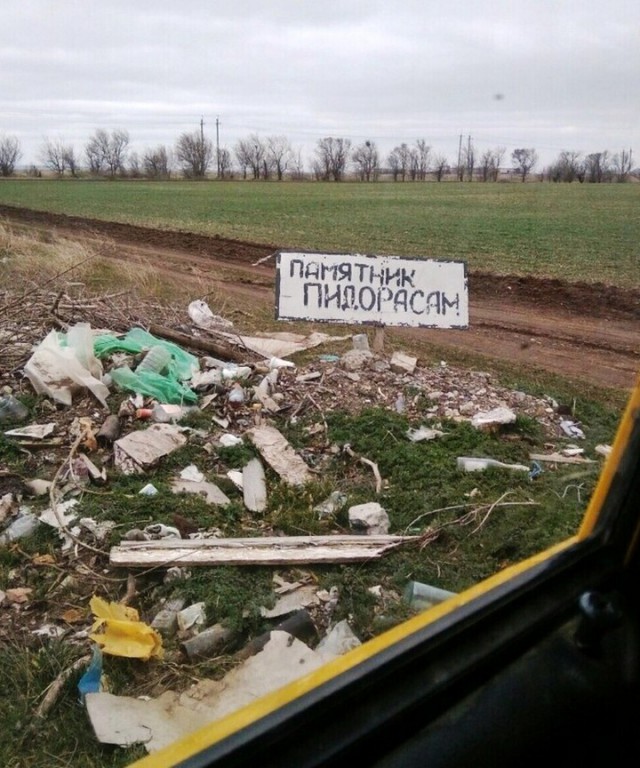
110,535,418,567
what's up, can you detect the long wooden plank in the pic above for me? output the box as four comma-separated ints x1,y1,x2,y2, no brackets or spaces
110,535,418,567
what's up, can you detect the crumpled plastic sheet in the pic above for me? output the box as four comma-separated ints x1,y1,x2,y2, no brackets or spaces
89,596,163,661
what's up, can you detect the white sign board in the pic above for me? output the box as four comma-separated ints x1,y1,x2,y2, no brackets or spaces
276,252,468,328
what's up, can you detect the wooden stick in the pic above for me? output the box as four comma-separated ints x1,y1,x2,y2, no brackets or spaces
35,655,91,719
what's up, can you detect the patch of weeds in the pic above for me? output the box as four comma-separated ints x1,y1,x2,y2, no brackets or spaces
176,566,275,634
217,442,258,467
0,639,145,767
267,480,337,535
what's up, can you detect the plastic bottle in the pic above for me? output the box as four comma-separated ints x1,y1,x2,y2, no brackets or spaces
0,395,29,424
0,511,39,544
136,346,172,375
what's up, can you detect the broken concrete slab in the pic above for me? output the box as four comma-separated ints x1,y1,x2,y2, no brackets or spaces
390,351,417,375
341,349,374,372
109,534,417,567
348,502,390,535
171,479,231,506
245,425,312,486
260,585,320,618
114,424,187,475
316,620,362,658
243,458,267,512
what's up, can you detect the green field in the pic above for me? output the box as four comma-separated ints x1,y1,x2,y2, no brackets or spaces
0,179,638,287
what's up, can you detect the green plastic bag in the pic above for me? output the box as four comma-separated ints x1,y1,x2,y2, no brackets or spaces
110,366,198,404
94,328,199,381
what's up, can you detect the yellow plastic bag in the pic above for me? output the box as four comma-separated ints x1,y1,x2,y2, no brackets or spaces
89,596,163,660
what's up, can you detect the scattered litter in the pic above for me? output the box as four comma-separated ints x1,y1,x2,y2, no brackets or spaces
561,445,585,457
110,534,418,567
348,502,390,535
226,470,243,490
471,407,517,430
0,510,39,544
246,425,313,486
341,349,373,372
530,452,595,465
79,518,116,542
407,426,446,442
24,324,109,407
596,444,613,457
352,333,369,352
181,623,239,660
260,585,320,618
404,580,457,612
151,598,187,638
242,458,267,513
89,596,163,660
78,646,104,701
144,524,181,539
5,587,33,604
23,479,53,496
319,354,340,363
559,419,585,439
172,479,231,506
177,602,206,632
139,483,159,497
314,491,348,520
4,423,56,440
267,356,295,370
457,456,530,472
219,433,243,448
316,620,362,657
38,499,79,529
164,566,191,584
85,629,339,753
0,493,15,524
296,371,322,383
0,394,29,423
188,299,233,330
390,351,417,375
179,464,204,483
114,424,187,475
32,624,67,638
239,330,346,359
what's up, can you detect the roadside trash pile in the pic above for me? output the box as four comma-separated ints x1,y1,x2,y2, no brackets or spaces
0,304,611,754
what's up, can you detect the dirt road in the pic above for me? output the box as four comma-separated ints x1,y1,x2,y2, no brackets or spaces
2,203,638,391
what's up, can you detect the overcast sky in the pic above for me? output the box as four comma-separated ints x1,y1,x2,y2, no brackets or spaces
1,0,638,170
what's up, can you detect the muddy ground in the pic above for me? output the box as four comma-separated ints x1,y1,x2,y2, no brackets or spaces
1,203,638,391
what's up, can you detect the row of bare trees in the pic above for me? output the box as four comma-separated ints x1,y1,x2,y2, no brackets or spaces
0,130,635,182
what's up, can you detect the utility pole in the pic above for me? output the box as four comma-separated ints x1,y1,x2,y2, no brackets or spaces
200,116,205,144
467,135,472,181
457,134,463,181
216,116,220,179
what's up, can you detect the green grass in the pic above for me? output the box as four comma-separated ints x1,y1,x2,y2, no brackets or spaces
0,179,638,286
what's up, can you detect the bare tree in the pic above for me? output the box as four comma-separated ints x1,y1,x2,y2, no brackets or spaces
352,140,378,182
217,148,232,179
414,139,431,181
511,148,538,182
266,136,292,181
388,143,411,181
40,139,70,176
85,129,129,177
0,135,22,176
479,148,504,182
234,139,252,179
143,145,171,179
584,151,611,183
106,129,129,177
431,153,449,182
315,137,351,181
234,135,267,179
63,146,78,177
612,148,633,182
175,131,213,178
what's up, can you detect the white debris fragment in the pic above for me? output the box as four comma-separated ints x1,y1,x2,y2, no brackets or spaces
246,426,312,486
4,423,56,439
390,351,417,375
348,502,390,535
114,424,187,475
471,407,517,430
560,420,585,439
179,464,204,483
457,457,530,472
243,458,267,512
406,426,446,442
